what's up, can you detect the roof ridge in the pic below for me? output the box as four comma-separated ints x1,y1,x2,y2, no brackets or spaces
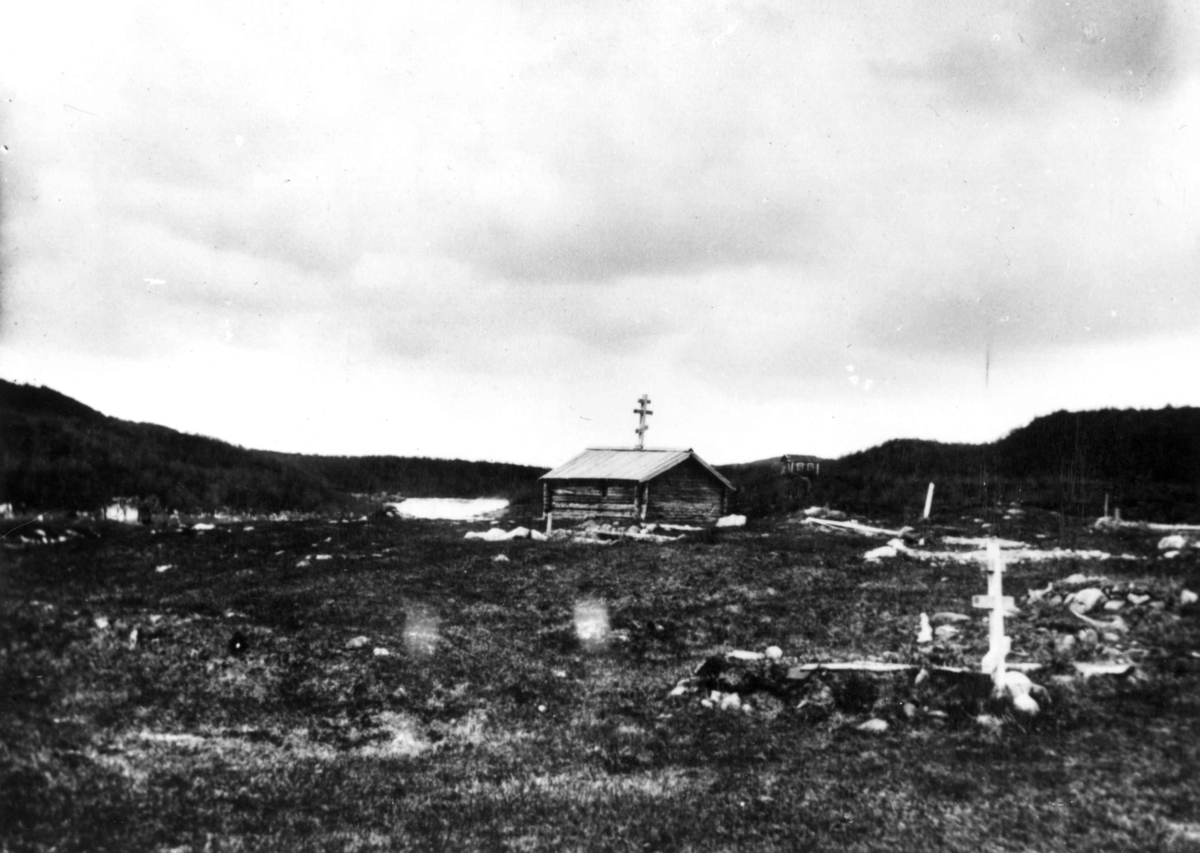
584,446,691,452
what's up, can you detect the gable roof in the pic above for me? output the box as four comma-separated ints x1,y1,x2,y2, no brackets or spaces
540,447,735,490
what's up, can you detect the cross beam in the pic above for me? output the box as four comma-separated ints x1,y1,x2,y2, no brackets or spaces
634,394,653,449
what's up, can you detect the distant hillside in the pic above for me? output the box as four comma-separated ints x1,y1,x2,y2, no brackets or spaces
0,380,547,514
267,454,547,503
722,407,1200,522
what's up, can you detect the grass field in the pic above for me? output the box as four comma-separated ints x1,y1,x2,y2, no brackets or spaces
2,508,1199,852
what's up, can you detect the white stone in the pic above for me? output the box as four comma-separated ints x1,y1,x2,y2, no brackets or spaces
930,612,970,623
345,635,370,649
1182,589,1199,606
933,625,959,641
1012,693,1040,715
864,545,898,562
858,718,888,734
1067,588,1106,614
716,514,746,528
1158,534,1188,551
765,646,783,660
719,692,742,710
372,647,391,657
916,613,933,644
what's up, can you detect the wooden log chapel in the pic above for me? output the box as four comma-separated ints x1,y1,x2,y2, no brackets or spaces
539,396,734,523
539,447,736,524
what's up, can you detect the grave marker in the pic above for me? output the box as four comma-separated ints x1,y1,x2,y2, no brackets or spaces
973,539,1011,689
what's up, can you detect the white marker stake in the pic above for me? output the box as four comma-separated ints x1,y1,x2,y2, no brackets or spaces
923,482,935,520
545,512,553,536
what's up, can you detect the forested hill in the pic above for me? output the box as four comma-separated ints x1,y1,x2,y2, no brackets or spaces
0,380,546,514
723,406,1200,520
830,407,1200,483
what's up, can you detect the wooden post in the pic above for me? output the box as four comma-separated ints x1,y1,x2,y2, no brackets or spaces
545,512,553,536
923,482,935,520
1104,493,1109,519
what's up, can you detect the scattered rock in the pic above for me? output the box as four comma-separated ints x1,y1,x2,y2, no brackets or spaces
933,625,959,641
228,631,249,656
930,612,970,624
765,646,783,660
716,514,747,528
1062,574,1108,587
1068,588,1106,614
1182,589,1199,606
865,545,899,562
1127,593,1151,606
155,564,173,573
857,718,888,734
1158,534,1188,551
345,636,370,650
492,554,510,563
975,714,1003,731
1053,634,1077,657
93,616,109,630
1027,583,1055,602
916,613,933,644
1012,693,1040,715
372,647,391,657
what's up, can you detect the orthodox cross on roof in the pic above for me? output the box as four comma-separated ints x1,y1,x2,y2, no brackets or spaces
634,394,653,449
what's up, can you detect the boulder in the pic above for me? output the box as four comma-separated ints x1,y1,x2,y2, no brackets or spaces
1158,534,1188,551
1067,588,1106,614
345,635,370,650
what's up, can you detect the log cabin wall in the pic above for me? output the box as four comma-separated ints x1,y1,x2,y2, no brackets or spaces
643,457,727,523
545,480,639,520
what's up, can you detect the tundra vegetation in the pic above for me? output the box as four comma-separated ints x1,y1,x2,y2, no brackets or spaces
2,505,1198,852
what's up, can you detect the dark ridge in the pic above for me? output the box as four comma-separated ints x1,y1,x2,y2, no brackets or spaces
0,379,546,515
720,406,1200,522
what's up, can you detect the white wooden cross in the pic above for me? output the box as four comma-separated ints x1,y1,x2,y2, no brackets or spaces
972,539,1014,690
634,394,653,449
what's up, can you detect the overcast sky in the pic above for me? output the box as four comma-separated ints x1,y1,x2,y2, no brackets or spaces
2,0,1198,467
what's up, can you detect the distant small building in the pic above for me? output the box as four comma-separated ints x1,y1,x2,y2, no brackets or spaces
540,447,736,524
781,455,822,477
